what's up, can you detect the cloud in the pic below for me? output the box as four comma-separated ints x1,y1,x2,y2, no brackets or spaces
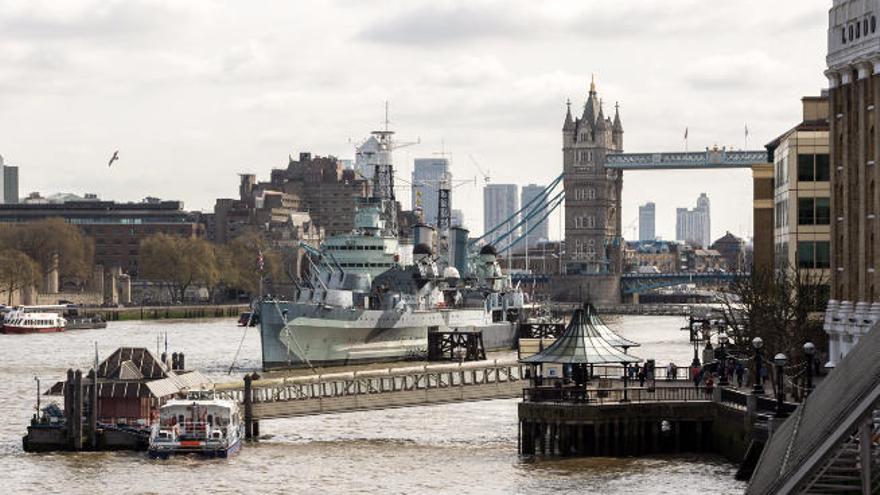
358,3,530,46
683,51,782,92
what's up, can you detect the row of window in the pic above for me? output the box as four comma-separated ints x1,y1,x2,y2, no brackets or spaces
798,197,831,225
324,244,385,251
573,188,596,201
574,216,596,229
797,241,830,269
842,15,877,44
337,262,395,268
775,198,789,229
797,154,830,182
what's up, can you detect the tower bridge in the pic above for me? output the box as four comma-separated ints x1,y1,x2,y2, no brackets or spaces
557,77,771,304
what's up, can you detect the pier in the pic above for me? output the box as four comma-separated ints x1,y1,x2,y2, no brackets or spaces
214,360,528,436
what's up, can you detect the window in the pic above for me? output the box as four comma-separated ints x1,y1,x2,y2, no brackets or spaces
797,154,830,181
816,197,830,224
798,154,814,181
797,241,831,269
850,24,855,40
872,16,877,33
864,19,869,35
857,21,861,38
798,197,830,225
843,27,847,43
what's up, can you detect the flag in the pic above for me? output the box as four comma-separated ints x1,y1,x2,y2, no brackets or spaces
257,249,264,271
684,127,688,139
745,124,749,137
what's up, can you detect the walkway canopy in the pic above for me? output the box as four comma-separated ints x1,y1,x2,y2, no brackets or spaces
520,308,641,365
584,304,640,350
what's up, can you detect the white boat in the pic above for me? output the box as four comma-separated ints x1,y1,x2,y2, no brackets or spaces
148,390,244,459
1,309,66,334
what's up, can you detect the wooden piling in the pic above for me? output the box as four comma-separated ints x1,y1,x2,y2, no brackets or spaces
73,370,83,451
243,374,253,440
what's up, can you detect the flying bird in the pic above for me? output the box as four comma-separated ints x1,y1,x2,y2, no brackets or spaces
108,150,119,167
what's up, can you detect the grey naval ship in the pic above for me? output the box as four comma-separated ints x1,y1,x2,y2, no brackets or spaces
257,126,531,370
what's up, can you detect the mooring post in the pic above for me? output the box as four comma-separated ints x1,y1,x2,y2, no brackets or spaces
88,369,98,449
244,374,253,440
73,370,83,451
65,369,74,446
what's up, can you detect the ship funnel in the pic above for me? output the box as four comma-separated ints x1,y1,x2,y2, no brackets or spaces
413,223,435,254
449,226,470,275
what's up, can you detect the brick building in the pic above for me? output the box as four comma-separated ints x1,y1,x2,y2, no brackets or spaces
0,200,203,276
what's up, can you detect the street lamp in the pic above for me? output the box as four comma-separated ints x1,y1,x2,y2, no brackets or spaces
774,352,788,418
803,341,816,397
752,337,765,395
718,332,729,386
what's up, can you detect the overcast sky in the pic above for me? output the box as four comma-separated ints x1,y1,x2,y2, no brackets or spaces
0,0,829,242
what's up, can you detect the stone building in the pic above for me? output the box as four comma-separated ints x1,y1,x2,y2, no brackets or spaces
562,77,624,275
0,200,203,277
823,1,880,366
764,94,830,293
711,231,747,273
212,152,364,245
826,2,880,303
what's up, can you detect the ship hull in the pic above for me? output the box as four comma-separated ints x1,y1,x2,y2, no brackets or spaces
259,301,518,370
1,325,65,334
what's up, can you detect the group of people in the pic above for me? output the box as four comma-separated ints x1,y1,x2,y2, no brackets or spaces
689,358,768,393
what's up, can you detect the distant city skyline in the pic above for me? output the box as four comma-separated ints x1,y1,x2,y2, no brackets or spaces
639,202,655,241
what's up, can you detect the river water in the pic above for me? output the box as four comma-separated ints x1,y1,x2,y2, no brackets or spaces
0,314,745,494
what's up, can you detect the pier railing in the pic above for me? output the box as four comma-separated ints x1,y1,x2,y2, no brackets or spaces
523,385,710,404
214,360,528,420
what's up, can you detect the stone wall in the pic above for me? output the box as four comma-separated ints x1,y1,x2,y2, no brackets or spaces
548,274,621,305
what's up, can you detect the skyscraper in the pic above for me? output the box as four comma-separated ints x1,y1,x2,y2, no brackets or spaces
412,158,450,227
521,184,549,247
675,194,711,248
0,155,17,204
483,184,519,247
638,201,655,241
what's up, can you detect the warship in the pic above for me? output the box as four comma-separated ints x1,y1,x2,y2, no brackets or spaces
257,124,532,370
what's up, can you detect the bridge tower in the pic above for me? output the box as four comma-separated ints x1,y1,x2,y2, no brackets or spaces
562,77,624,275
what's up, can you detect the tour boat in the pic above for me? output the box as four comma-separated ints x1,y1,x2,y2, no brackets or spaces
148,390,244,459
1,310,66,334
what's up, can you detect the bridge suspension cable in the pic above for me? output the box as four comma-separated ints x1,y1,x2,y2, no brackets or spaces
496,190,565,255
471,173,563,246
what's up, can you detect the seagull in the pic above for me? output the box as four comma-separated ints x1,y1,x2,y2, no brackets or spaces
108,150,119,167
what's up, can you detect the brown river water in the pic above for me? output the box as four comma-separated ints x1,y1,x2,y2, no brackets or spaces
0,314,745,494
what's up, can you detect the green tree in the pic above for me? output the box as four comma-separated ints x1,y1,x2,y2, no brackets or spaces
140,234,218,302
0,249,40,304
0,218,94,283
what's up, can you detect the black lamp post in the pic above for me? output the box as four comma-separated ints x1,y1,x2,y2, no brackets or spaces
718,332,729,387
752,337,765,395
621,362,630,403
774,352,788,418
803,341,816,397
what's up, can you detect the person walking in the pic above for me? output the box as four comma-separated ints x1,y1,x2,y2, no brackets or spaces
638,368,647,388
691,365,701,389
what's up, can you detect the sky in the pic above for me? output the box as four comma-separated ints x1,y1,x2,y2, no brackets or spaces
0,0,830,243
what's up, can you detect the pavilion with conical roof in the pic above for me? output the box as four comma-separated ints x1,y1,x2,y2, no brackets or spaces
583,303,640,352
521,307,641,366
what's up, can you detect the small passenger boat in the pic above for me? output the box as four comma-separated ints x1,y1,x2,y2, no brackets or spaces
1,310,66,334
148,390,244,459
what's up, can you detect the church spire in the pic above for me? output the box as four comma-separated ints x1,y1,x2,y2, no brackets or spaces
613,101,623,133
596,99,607,130
563,98,574,131
590,73,596,95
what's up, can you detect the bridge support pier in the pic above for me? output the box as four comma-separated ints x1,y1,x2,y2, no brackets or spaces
632,292,639,305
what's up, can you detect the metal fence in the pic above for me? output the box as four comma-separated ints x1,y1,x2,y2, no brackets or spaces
523,385,710,405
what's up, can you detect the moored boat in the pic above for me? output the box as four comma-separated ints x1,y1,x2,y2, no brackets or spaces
148,390,244,459
1,310,66,334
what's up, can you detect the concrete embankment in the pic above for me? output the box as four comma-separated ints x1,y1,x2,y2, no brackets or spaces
86,304,249,321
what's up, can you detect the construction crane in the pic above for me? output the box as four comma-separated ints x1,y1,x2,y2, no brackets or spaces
625,216,638,241
468,154,491,185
